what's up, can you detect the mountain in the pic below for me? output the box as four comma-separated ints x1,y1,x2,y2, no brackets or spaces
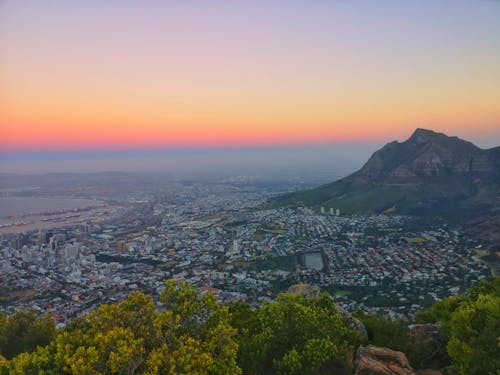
277,128,500,218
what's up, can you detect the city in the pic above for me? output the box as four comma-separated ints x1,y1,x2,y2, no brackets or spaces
1,1,499,372
0,178,490,326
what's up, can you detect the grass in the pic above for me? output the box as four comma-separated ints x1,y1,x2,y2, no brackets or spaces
268,229,286,235
246,255,297,271
474,249,490,258
404,237,426,244
250,234,265,241
334,290,351,297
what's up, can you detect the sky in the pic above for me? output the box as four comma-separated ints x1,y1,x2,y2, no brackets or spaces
0,1,499,173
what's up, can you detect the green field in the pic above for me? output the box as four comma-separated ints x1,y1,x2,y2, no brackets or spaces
334,290,351,297
403,236,426,244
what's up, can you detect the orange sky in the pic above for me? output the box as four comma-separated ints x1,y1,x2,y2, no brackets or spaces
1,1,499,150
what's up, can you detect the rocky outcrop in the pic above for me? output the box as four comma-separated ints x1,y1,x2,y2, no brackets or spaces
354,345,416,375
287,283,321,298
358,128,498,181
336,304,368,341
407,323,449,369
408,323,441,345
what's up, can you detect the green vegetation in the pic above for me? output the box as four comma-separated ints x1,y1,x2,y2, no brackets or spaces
250,234,264,241
353,311,448,370
244,255,297,271
0,310,55,360
0,281,240,374
377,227,398,233
474,248,490,258
252,224,287,238
229,293,360,375
353,311,408,352
0,278,498,374
416,277,500,375
403,236,426,244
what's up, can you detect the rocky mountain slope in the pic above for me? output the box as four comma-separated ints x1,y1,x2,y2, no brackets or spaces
277,128,500,217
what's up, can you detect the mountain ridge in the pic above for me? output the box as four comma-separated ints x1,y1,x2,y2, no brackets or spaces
276,129,500,217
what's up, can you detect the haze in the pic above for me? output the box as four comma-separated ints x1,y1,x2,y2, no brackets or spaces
1,1,499,174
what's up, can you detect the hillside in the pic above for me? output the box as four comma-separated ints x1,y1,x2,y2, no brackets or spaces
277,129,500,218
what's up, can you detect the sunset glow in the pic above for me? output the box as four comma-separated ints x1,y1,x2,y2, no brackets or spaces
1,1,499,151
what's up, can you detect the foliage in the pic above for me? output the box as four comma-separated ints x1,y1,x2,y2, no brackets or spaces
1,278,499,374
416,277,500,375
0,281,241,375
0,309,55,360
469,276,500,300
353,311,408,351
446,294,500,375
354,310,450,370
229,293,359,374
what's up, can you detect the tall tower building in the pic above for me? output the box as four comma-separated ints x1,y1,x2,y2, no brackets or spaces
14,234,25,249
38,229,47,245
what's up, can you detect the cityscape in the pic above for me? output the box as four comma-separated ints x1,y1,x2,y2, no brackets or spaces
1,1,499,373
0,176,490,325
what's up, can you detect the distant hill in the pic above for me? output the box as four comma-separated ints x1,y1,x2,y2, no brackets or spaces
276,128,500,218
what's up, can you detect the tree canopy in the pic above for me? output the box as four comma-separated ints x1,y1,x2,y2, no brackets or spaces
0,278,499,374
0,281,240,375
417,276,500,375
229,293,359,374
0,309,55,360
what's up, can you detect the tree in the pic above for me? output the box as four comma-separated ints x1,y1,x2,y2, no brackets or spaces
0,310,55,359
229,293,359,374
416,277,500,375
0,281,241,374
353,311,408,351
446,294,500,375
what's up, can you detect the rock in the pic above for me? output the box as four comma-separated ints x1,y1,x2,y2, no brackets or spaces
336,304,368,341
408,323,441,344
287,283,321,298
278,128,500,218
354,345,416,375
349,316,369,342
407,323,449,369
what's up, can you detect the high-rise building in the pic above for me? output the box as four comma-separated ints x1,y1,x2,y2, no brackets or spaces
38,229,47,245
14,234,25,250
80,221,93,235
64,243,80,263
232,239,239,254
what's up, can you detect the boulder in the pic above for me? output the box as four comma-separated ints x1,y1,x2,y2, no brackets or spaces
407,322,449,369
408,323,441,345
287,283,321,298
354,345,416,375
336,304,368,341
